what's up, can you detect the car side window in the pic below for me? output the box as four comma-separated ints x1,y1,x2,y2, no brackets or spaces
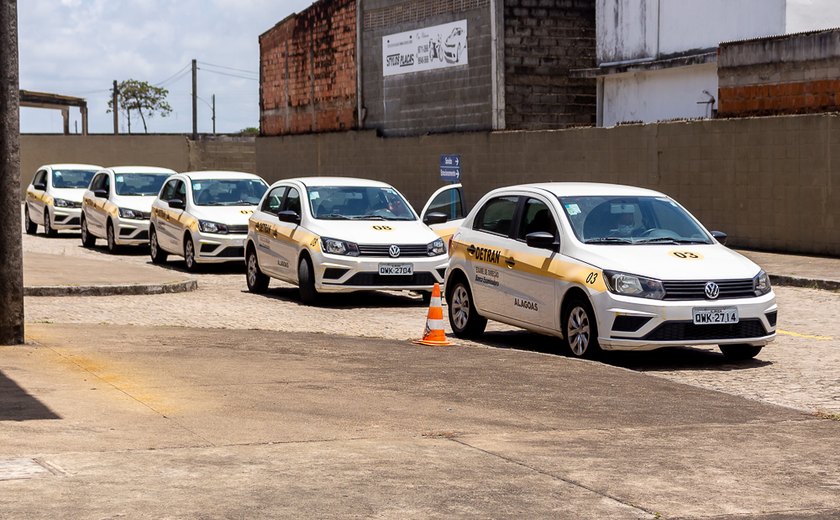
33,170,47,188
517,198,557,241
90,174,104,191
174,181,187,202
474,196,519,237
101,174,111,195
427,188,464,221
283,187,301,215
261,187,286,215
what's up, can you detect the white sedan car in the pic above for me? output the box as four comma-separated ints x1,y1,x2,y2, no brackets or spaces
445,183,777,360
244,177,456,304
81,166,175,253
149,171,268,271
24,163,102,236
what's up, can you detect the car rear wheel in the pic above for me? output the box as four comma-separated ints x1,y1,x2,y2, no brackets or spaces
447,279,487,338
719,344,762,361
184,235,198,272
149,227,168,264
80,215,95,247
106,221,119,254
44,210,57,237
246,247,270,294
297,256,319,305
24,206,37,235
562,296,601,359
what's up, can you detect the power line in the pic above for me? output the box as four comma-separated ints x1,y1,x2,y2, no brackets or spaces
157,68,192,88
198,61,258,75
154,63,191,87
200,68,259,81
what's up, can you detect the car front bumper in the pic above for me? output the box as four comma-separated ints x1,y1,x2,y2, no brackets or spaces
52,207,82,229
592,290,778,351
314,252,449,293
195,232,247,263
115,218,150,246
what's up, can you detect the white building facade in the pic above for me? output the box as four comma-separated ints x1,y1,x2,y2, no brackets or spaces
593,0,840,126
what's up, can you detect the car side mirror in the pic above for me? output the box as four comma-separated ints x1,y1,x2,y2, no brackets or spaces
711,231,728,245
277,210,301,225
33,182,46,191
423,212,448,225
94,189,108,199
526,231,558,251
168,198,186,210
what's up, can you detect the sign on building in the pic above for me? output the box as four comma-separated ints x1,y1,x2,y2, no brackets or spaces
383,20,468,77
440,154,461,182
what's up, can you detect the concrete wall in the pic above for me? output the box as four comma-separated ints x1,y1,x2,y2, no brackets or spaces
718,29,840,117
504,0,596,129
257,114,840,256
259,0,357,136
603,62,717,126
361,0,494,136
188,136,257,173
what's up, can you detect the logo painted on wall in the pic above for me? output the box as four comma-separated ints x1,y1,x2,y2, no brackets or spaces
382,20,468,77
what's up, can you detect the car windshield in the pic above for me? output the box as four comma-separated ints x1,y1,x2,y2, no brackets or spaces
51,169,96,189
307,185,416,220
114,173,171,196
559,195,713,245
191,179,268,206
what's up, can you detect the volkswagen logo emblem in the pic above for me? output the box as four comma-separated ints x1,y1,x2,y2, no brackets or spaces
388,245,400,258
704,281,720,299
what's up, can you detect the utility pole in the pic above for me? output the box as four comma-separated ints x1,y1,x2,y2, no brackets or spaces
191,59,197,140
112,80,119,134
1,0,25,345
211,94,216,135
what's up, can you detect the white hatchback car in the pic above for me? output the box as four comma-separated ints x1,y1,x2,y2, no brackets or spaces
149,171,268,270
81,166,175,253
445,183,777,360
244,177,460,304
24,163,102,236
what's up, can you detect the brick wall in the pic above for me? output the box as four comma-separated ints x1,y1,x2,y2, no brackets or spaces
259,0,357,136
718,29,840,117
504,0,597,129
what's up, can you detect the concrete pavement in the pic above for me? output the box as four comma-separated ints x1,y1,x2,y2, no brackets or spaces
2,324,839,519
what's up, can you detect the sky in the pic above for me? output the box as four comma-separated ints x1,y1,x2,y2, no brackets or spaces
18,0,314,135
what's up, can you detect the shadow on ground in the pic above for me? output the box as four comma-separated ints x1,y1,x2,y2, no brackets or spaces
247,286,429,309
0,370,60,422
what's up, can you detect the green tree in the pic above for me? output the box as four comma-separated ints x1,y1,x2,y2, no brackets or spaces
107,79,172,134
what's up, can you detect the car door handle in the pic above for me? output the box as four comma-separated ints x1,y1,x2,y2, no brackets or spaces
467,245,476,255
505,257,516,267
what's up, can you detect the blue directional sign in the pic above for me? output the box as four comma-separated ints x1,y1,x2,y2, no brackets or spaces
440,154,461,182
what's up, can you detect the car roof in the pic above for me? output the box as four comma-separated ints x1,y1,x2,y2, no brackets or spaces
40,163,102,171
179,170,263,181
105,166,177,174
504,182,667,198
284,177,393,188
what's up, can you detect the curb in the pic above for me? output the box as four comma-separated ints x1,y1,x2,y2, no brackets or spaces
769,274,840,292
24,279,198,297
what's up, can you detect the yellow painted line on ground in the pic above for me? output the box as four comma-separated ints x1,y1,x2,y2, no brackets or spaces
777,329,833,341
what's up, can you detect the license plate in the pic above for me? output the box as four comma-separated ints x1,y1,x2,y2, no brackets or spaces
693,307,739,325
379,263,413,276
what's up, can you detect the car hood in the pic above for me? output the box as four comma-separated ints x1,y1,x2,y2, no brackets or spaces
111,194,156,212
191,205,257,226
307,219,439,245
51,188,86,203
573,243,763,281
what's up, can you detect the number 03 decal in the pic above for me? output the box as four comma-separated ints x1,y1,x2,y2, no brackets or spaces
585,272,598,284
671,251,703,260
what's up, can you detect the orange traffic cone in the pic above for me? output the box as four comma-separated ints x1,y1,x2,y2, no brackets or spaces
414,283,453,347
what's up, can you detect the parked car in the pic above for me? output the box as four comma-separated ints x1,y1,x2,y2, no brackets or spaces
24,163,102,236
445,182,777,360
81,166,176,252
149,171,268,270
244,177,462,304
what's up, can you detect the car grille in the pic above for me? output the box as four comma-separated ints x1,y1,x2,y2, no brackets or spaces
62,216,80,226
638,319,768,342
227,225,249,234
611,316,653,333
336,272,437,286
662,279,756,300
357,244,430,257
119,229,149,240
215,246,245,258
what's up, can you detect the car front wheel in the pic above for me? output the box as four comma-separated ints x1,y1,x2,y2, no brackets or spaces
44,210,57,237
562,296,601,359
149,227,168,264
24,206,37,235
184,235,198,271
297,256,319,305
246,247,270,294
719,344,762,361
106,221,119,254
447,279,487,338
80,215,95,247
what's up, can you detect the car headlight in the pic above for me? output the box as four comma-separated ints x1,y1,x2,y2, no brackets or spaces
753,270,772,296
198,220,229,234
603,270,666,300
54,198,74,208
427,238,446,256
321,237,359,256
118,207,147,220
